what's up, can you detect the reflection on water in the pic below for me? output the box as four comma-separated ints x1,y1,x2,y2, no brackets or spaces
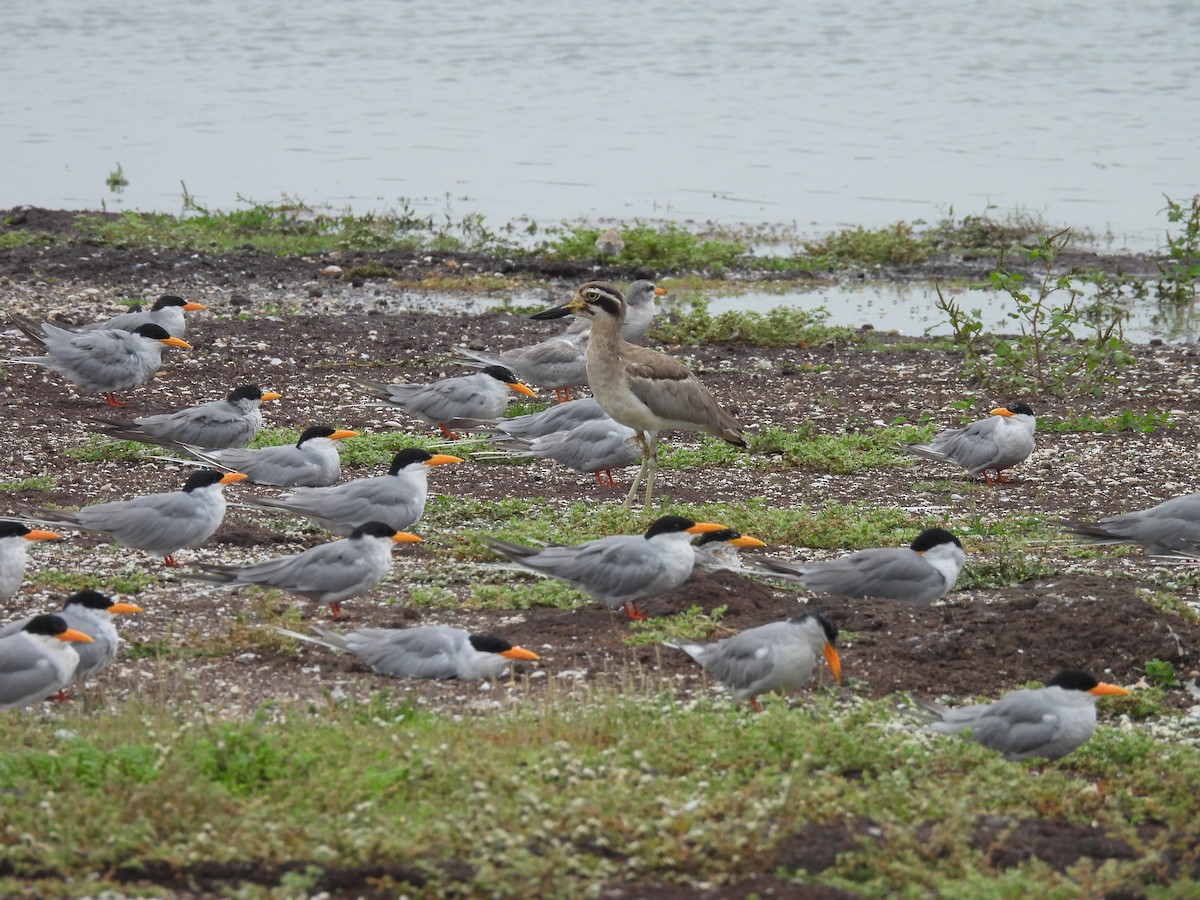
2,0,1198,249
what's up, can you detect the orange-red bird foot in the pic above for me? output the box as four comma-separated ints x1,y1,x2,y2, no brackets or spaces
621,602,647,621
103,392,127,407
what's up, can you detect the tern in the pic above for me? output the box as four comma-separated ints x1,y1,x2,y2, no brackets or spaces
902,403,1036,484
484,515,728,620
1060,493,1200,556
0,614,94,711
79,295,206,339
179,425,358,487
925,669,1129,761
0,521,61,603
666,610,842,711
91,384,282,450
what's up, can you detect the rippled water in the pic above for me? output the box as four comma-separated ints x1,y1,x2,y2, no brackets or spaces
3,0,1197,248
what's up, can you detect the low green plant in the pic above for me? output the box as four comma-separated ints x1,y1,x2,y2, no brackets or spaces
1144,658,1182,688
1044,409,1174,433
1156,193,1200,304
0,475,57,492
624,604,729,646
750,423,933,474
935,230,1134,396
542,222,748,270
31,567,156,594
650,298,856,347
105,163,128,193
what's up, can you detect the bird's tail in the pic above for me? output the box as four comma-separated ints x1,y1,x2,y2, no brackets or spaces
900,442,949,463
6,313,48,347
273,625,350,653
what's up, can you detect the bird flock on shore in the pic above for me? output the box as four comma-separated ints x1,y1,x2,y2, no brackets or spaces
7,275,1178,762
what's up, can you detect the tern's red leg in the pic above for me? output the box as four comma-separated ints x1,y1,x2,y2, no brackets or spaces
749,696,762,713
48,689,70,702
163,554,178,566
104,392,127,407
994,470,1013,483
437,423,461,440
329,601,342,619
555,388,573,403
622,602,647,621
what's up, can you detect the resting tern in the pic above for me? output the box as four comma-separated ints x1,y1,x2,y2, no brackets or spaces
483,416,641,487
180,424,358,487
79,295,206,339
752,527,966,604
9,316,192,406
532,281,745,507
484,515,728,620
0,590,143,686
182,521,422,617
354,366,537,439
275,624,539,680
241,448,462,535
0,521,60,603
0,613,94,712
1060,493,1200,556
691,529,768,573
902,403,1036,484
462,397,612,441
666,610,842,711
91,384,282,450
31,469,246,566
458,335,588,403
926,669,1129,761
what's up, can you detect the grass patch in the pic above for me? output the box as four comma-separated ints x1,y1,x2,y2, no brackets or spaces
30,567,157,595
0,692,1194,897
543,222,749,270
1134,588,1200,624
1044,409,1174,433
624,604,730,646
0,475,57,492
750,423,933,474
802,221,931,266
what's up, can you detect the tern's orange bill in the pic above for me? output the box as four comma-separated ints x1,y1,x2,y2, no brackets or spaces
686,522,728,535
1089,683,1129,697
219,472,249,484
730,535,767,549
56,628,95,644
23,529,60,542
823,643,843,684
508,382,538,398
501,646,539,661
106,602,144,615
329,429,360,441
162,336,192,349
425,454,464,467
391,532,423,544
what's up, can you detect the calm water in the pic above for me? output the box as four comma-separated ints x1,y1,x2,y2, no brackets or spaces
3,1,1198,249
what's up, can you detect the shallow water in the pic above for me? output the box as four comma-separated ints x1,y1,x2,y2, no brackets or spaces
3,0,1198,249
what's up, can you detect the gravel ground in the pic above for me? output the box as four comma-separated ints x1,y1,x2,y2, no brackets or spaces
2,219,1200,731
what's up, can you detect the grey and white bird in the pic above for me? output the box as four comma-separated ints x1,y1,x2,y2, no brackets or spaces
91,384,282,450
902,403,1036,484
354,366,537,439
691,529,768,574
182,521,423,617
484,515,728,620
0,590,143,686
8,316,192,406
926,669,1129,761
0,613,94,712
240,448,462,535
0,521,60,603
179,425,358,487
564,279,665,344
467,397,612,441
31,469,247,566
483,416,641,487
532,281,745,508
79,295,206,339
752,527,966,605
666,610,843,711
1060,493,1200,556
275,624,539,680
457,335,588,403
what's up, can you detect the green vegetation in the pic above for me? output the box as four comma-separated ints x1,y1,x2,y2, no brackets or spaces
936,230,1135,397
0,475,56,492
105,163,128,193
650,298,857,347
749,423,933,473
29,566,157,595
1157,193,1200,304
1,692,1194,898
543,222,749,270
1045,409,1174,433
1144,658,1182,689
802,220,930,266
625,603,729,646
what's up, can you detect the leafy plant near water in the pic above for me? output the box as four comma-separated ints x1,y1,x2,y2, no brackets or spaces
542,222,749,270
649,298,857,347
802,220,930,266
1156,193,1200,304
935,230,1134,397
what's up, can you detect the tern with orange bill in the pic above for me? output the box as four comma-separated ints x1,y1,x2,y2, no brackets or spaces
179,424,358,487
0,521,60,603
666,610,842,711
902,402,1036,484
484,515,729,620
0,614,94,711
79,294,205,339
92,384,281,450
691,528,768,573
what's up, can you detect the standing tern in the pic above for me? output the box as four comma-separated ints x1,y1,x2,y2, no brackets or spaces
482,416,642,487
751,527,966,604
532,281,745,508
925,669,1129,761
469,396,612,441
275,624,539,680
91,384,282,449
180,424,358,487
182,521,423,617
1060,493,1200,556
902,403,1036,484
240,448,462,535
666,610,842,711
484,515,728,620
79,295,206,339
31,469,247,566
9,317,192,406
353,366,537,439
0,521,60,603
0,613,94,712
0,590,143,687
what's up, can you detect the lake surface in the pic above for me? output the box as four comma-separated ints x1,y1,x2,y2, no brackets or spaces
3,0,1198,250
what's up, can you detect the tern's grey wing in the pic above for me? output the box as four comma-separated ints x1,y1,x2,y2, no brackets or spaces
933,689,1064,758
0,615,34,639
203,444,337,487
921,418,1004,472
229,540,386,600
689,622,800,691
254,475,424,534
497,398,608,439
134,399,261,449
1096,494,1200,553
69,490,224,553
528,421,640,473
789,548,943,603
0,639,69,708
506,536,670,602
42,331,160,392
345,626,469,679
